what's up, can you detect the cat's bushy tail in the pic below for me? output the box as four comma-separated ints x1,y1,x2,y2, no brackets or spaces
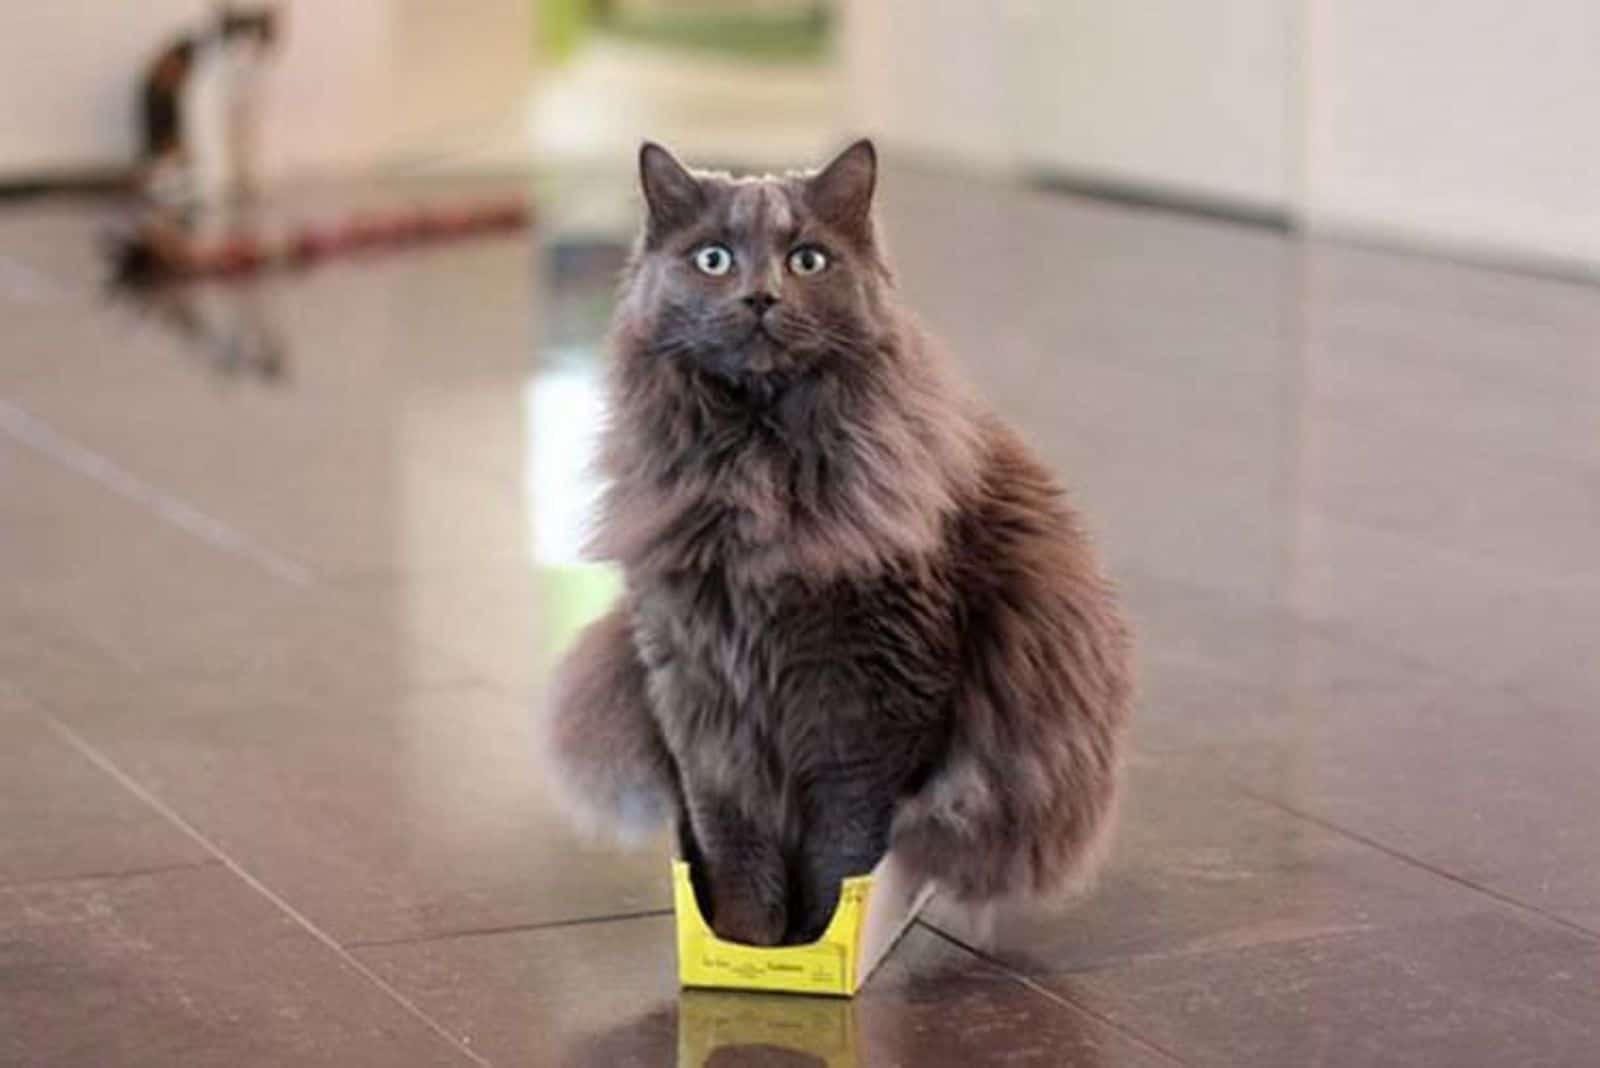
890,429,1134,904
537,607,678,842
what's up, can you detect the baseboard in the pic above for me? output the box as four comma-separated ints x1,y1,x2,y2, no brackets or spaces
1302,214,1599,289
1027,166,1291,231
0,167,134,200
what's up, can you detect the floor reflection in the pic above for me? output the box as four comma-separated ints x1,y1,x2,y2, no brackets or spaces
525,233,633,673
562,992,852,1068
113,282,289,385
562,978,1123,1068
680,992,853,1068
103,202,290,385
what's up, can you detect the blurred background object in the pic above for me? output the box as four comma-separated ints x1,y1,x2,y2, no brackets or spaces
0,1,535,195
133,5,280,207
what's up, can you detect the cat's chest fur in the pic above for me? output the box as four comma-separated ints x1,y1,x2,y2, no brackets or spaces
631,562,960,792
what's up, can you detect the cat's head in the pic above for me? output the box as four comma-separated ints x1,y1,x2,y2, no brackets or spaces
616,140,890,385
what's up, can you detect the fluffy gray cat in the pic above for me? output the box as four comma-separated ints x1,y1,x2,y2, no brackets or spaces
543,140,1132,945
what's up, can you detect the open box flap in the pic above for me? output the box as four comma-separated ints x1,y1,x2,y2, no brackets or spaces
854,850,936,987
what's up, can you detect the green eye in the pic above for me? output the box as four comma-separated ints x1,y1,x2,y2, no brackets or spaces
693,244,733,276
788,246,828,275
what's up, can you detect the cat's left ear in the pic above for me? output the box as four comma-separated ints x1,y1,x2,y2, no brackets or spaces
639,142,703,241
807,139,877,237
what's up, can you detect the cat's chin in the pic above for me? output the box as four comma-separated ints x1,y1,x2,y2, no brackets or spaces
740,333,786,374
695,335,803,384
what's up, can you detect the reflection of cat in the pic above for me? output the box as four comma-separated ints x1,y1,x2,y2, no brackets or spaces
545,141,1132,946
138,7,278,204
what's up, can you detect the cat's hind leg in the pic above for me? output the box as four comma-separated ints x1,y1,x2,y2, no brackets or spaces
539,607,677,842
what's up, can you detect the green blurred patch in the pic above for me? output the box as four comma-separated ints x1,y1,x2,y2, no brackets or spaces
538,0,590,63
596,6,831,62
537,562,624,670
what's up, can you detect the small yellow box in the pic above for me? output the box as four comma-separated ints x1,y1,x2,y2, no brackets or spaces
672,854,932,997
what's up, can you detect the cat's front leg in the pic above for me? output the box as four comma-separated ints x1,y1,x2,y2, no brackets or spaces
789,784,897,943
681,786,788,946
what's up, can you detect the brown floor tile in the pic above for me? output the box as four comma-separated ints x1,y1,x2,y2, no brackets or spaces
6,239,534,580
0,696,208,887
331,564,554,701
7,388,531,578
0,865,476,1067
1130,647,1446,768
1497,582,1600,716
1298,243,1600,419
42,682,669,945
358,915,1175,1067
0,439,475,708
1121,571,1455,753
1226,682,1600,934
1051,910,1600,1068
924,765,1491,976
1283,513,1572,689
1297,409,1600,583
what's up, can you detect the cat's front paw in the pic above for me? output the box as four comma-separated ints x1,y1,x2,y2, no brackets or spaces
785,912,833,946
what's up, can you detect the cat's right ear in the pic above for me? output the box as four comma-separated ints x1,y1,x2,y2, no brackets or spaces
807,139,877,239
639,142,703,241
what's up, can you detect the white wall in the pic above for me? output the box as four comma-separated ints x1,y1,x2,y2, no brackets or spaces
842,0,1598,271
260,0,394,182
0,1,211,174
384,0,535,169
0,0,532,183
840,0,1019,172
1304,0,1600,269
1015,1,1297,213
841,0,1297,212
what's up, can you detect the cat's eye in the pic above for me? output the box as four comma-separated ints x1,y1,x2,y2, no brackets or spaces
693,244,734,276
788,246,828,276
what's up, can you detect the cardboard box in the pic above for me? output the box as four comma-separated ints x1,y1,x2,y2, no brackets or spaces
672,852,933,996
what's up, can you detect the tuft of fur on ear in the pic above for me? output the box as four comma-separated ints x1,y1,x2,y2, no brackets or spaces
638,142,704,243
806,139,877,237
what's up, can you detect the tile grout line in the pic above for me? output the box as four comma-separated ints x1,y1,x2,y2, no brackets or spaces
347,908,675,951
916,920,1192,1067
1233,784,1600,944
31,707,493,1068
0,398,315,587
0,398,507,698
0,859,222,894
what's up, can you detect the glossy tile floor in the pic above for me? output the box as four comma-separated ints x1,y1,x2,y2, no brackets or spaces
3,166,1599,1067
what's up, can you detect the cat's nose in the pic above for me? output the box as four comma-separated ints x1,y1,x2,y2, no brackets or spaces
741,292,779,315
